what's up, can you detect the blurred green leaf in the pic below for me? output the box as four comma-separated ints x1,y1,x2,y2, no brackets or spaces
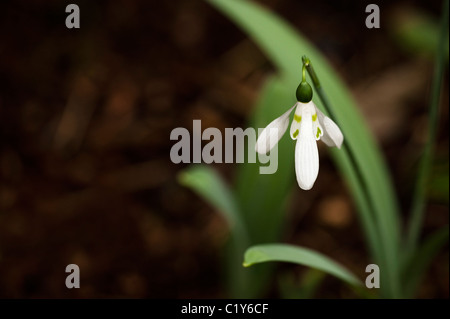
425,157,449,204
428,163,449,204
244,244,362,287
402,226,449,297
391,7,449,61
404,0,448,262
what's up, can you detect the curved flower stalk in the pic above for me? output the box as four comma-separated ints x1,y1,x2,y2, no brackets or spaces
255,60,343,190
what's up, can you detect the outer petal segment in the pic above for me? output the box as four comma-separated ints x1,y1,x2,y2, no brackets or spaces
295,104,319,190
314,104,344,148
255,104,296,154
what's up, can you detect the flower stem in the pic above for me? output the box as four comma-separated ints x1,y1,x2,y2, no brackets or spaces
302,64,306,82
302,55,321,88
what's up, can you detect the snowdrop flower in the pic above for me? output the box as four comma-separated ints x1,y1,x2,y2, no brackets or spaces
255,69,343,190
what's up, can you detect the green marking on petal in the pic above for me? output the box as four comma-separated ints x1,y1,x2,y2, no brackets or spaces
316,127,321,139
294,114,302,123
293,129,299,138
312,114,317,122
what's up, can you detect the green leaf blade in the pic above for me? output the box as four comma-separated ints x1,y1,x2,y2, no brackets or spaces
244,244,362,287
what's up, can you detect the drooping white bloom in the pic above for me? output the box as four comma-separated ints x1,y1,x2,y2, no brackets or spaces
255,101,343,190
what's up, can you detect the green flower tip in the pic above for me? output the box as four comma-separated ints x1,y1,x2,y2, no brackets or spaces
302,55,310,66
296,81,313,103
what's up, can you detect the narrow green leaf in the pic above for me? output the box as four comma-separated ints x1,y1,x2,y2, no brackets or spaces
244,244,362,287
405,0,449,258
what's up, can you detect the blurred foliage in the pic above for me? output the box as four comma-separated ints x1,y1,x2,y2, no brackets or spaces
428,160,449,204
391,6,449,62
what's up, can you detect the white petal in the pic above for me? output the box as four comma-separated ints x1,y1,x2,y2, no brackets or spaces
314,105,344,148
255,104,296,154
295,106,319,190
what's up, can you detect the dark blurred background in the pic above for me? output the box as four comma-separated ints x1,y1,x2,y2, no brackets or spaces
0,0,448,298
